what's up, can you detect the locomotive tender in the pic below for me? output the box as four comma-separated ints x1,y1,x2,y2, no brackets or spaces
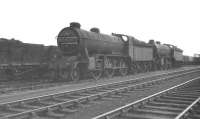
57,22,183,81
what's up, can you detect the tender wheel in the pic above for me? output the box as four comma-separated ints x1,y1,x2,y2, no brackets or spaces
144,64,148,72
47,69,57,80
90,70,102,80
59,68,69,80
136,65,142,73
119,60,128,76
104,68,114,78
131,64,137,74
71,67,80,82
141,64,146,72
119,68,128,76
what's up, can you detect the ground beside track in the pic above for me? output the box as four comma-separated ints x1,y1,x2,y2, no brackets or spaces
65,69,200,119
0,66,198,104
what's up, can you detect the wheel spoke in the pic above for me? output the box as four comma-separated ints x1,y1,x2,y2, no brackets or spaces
105,68,114,78
91,70,102,80
60,69,69,80
119,60,128,76
119,68,128,76
71,67,80,81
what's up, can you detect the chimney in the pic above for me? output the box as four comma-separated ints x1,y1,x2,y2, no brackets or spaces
149,39,155,44
90,27,100,33
70,22,81,29
156,41,161,44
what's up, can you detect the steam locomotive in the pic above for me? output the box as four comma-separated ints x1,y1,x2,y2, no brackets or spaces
56,22,183,81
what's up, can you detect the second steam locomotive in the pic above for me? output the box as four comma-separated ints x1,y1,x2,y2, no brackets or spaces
57,22,183,81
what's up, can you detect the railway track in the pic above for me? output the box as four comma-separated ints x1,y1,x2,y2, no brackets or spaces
0,80,69,96
0,70,167,95
0,68,199,119
0,67,197,96
93,75,200,119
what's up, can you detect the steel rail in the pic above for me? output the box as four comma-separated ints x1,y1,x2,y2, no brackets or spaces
0,67,197,107
0,69,199,119
0,66,198,94
0,81,69,96
92,76,200,119
175,97,200,119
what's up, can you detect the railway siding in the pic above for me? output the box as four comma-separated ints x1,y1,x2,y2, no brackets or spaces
93,76,200,119
0,66,198,104
0,67,199,119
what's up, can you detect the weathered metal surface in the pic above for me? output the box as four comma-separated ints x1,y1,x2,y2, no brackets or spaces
133,46,153,61
127,36,153,61
174,50,183,61
57,27,124,56
0,38,59,66
155,44,171,57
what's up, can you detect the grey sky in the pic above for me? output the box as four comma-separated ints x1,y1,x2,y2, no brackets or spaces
0,0,199,56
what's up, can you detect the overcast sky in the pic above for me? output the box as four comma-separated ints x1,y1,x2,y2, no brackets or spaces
0,0,199,56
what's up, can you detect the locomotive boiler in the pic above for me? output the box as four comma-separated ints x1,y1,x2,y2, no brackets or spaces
57,22,129,81
57,23,125,56
149,40,172,69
